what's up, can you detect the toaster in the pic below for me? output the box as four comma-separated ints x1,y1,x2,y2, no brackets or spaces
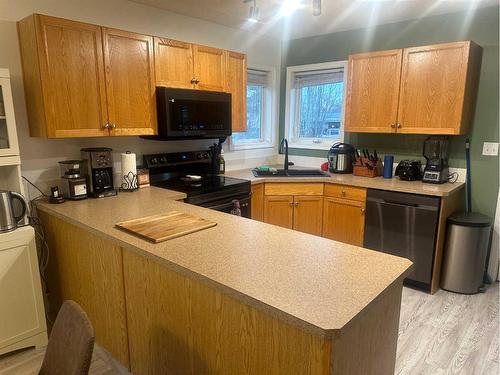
395,160,423,181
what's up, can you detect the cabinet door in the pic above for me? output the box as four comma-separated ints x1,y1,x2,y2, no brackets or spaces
293,196,323,236
263,195,293,229
154,37,194,89
397,42,474,135
0,233,46,352
0,77,20,156
193,45,226,92
345,49,402,133
226,51,247,132
251,183,264,222
103,28,157,136
35,15,108,137
322,197,365,247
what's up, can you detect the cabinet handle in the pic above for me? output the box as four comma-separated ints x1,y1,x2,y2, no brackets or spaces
361,208,366,214
103,123,110,129
341,191,346,197
295,202,299,207
289,202,294,207
110,123,117,129
396,123,402,129
390,124,396,129
195,79,200,84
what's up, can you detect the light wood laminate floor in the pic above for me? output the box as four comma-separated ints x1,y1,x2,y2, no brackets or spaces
0,284,498,375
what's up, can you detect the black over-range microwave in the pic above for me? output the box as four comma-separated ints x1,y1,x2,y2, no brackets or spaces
145,87,232,140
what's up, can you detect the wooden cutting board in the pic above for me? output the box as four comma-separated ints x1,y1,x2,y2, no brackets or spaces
115,211,217,243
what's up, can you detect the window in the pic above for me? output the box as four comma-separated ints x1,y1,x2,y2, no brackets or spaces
231,68,275,150
285,61,347,149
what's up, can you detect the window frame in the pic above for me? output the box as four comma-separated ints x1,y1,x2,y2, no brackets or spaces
284,61,348,150
230,66,277,151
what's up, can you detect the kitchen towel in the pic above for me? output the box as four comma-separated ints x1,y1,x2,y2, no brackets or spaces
121,151,138,189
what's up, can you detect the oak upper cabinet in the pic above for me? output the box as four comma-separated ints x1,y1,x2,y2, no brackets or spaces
344,49,402,133
293,196,323,236
193,45,226,92
17,14,108,138
345,41,482,135
18,15,157,138
154,37,194,89
397,41,482,135
251,183,264,222
226,51,247,132
263,195,294,229
103,28,157,136
322,185,367,247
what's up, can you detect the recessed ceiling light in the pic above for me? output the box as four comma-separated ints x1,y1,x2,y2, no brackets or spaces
245,0,259,23
280,0,302,17
312,0,321,16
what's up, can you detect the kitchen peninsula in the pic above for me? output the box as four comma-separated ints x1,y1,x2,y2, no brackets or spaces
37,187,412,375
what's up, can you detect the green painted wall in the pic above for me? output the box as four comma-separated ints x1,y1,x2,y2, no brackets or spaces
280,6,499,217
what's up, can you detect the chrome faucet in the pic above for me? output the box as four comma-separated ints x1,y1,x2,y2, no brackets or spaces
279,138,293,171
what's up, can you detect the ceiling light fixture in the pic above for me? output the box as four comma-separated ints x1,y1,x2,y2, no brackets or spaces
280,0,302,17
312,0,321,16
244,0,259,23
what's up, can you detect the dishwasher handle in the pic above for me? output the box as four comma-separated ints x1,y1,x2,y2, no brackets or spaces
367,197,439,212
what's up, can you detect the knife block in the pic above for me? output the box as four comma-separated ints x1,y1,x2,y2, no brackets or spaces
353,158,383,178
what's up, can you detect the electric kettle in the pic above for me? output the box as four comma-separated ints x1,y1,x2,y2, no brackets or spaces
0,190,28,233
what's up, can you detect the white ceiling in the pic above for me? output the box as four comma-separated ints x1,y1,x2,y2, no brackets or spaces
130,0,498,40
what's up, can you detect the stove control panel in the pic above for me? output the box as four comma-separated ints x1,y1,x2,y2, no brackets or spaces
144,151,211,168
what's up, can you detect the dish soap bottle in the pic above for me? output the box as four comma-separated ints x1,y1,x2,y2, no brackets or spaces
219,149,225,174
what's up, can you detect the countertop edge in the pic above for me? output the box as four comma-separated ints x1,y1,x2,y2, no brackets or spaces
36,202,343,339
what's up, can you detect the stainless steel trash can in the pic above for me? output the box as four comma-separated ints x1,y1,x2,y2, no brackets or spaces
441,212,492,294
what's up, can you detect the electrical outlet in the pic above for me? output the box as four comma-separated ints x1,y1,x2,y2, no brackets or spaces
482,142,499,156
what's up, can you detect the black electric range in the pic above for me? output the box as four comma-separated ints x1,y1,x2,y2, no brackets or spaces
143,151,251,217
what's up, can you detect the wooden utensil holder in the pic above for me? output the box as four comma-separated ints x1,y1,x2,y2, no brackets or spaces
353,158,383,178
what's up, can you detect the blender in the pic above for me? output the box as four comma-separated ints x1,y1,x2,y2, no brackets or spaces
422,136,450,184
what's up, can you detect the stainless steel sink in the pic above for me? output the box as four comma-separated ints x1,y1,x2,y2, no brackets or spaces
252,169,329,177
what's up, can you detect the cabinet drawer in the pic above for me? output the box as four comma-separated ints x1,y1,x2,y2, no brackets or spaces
324,184,366,202
264,183,324,196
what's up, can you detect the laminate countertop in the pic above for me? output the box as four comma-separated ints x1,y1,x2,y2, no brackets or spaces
36,187,412,337
225,168,464,197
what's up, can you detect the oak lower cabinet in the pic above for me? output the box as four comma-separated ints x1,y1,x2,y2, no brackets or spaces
293,196,324,236
345,41,482,135
250,183,264,221
263,195,294,229
263,183,324,236
264,195,323,236
322,197,365,247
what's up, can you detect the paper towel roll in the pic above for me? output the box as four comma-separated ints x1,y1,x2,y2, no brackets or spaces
121,151,137,189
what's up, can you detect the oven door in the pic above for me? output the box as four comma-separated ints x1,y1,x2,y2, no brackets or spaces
201,195,251,218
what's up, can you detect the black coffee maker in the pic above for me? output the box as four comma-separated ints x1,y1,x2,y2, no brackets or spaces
422,136,449,184
81,148,117,198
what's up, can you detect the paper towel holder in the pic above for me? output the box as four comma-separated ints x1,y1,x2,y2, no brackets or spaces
120,151,139,192
120,171,138,192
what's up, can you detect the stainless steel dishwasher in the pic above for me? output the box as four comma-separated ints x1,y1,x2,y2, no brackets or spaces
363,189,440,290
